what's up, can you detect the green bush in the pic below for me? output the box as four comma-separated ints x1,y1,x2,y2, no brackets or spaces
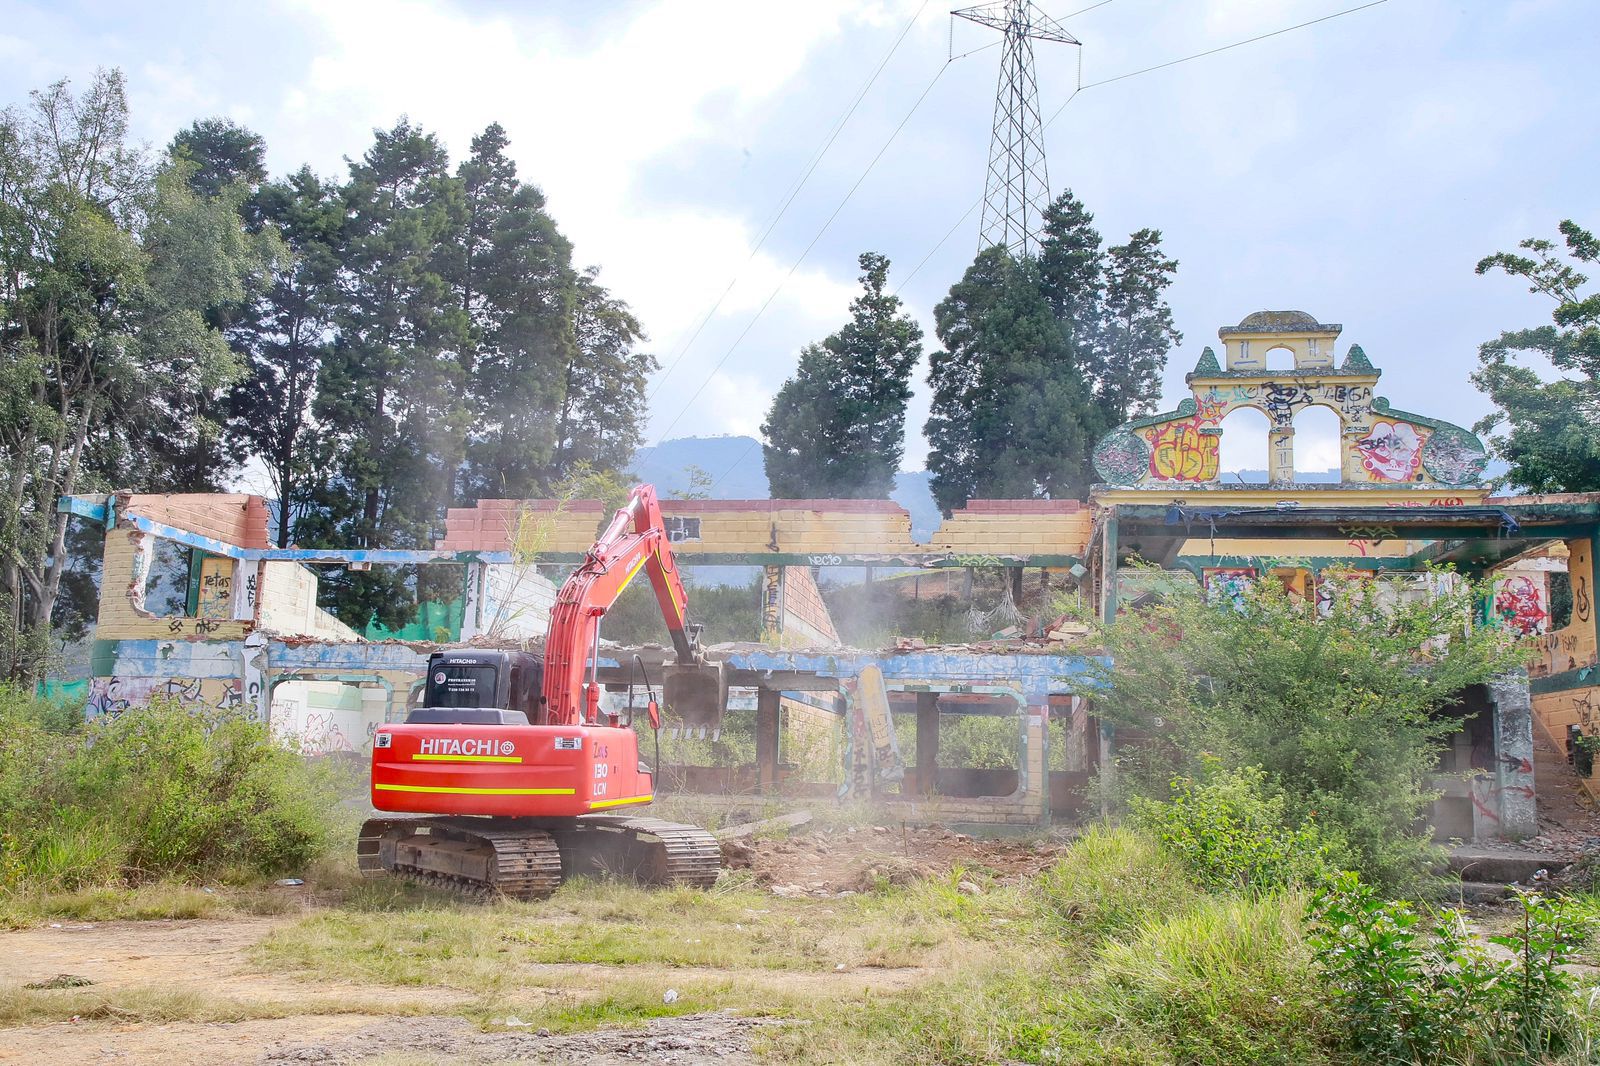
0,689,341,889
1129,762,1340,892
1308,871,1597,1064
1089,566,1528,890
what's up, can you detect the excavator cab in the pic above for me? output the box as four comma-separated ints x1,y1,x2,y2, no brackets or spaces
407,650,545,726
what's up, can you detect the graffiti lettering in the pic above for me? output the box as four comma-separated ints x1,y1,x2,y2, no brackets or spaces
1148,419,1220,482
1339,525,1399,541
1356,420,1425,481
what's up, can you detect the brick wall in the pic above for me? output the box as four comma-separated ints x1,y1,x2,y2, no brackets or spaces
437,496,1095,559
930,499,1091,556
122,493,269,548
258,561,360,641
437,499,608,553
777,565,838,646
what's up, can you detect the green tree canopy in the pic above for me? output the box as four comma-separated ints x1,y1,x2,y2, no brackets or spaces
762,252,923,498
926,190,1179,511
1473,220,1600,492
0,71,270,677
926,247,1094,511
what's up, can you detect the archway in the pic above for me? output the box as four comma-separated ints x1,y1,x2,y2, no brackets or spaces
1293,405,1343,482
1264,344,1297,372
1217,406,1271,483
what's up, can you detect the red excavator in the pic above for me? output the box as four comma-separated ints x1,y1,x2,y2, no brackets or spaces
357,484,728,899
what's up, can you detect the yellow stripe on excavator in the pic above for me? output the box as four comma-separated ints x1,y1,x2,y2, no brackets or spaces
589,794,654,809
375,783,575,796
410,754,523,764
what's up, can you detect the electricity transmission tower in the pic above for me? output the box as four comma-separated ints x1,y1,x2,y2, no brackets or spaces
953,1,1079,257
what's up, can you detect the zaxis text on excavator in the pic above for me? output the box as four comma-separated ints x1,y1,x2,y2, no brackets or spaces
357,484,729,899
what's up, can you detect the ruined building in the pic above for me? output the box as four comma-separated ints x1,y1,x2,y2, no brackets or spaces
60,312,1600,837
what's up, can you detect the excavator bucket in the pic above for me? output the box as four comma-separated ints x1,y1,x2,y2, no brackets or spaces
663,658,729,731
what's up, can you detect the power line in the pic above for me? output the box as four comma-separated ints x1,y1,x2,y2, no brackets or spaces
1076,0,1387,95
702,0,1388,491
651,47,975,448
647,1,930,401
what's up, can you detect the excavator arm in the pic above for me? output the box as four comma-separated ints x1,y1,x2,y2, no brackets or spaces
542,484,702,726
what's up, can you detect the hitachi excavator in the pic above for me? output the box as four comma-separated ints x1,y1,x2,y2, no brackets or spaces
356,484,729,900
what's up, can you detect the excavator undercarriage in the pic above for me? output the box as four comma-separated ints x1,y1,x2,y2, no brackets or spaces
356,813,720,901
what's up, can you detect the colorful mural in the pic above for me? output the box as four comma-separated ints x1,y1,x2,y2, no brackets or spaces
1356,421,1426,482
1091,311,1489,489
1148,416,1221,482
1202,567,1256,610
1493,575,1549,637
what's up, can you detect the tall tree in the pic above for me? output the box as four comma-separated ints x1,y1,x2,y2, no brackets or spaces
550,268,654,480
299,119,469,627
1472,220,1600,492
1037,190,1181,427
762,252,923,498
1095,230,1181,423
0,71,265,678
169,118,267,199
924,247,1094,511
228,167,342,546
454,123,577,500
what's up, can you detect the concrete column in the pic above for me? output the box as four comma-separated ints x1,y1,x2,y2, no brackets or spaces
915,691,940,796
1487,672,1537,840
1270,425,1295,483
232,561,261,622
756,687,781,794
459,562,484,640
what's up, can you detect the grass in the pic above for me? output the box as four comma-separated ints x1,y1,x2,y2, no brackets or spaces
8,826,1597,1063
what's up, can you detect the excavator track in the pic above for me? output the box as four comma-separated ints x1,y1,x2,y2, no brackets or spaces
358,813,720,900
561,815,722,890
357,816,564,901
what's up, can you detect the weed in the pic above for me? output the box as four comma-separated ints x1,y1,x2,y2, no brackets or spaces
0,693,347,890
1034,826,1198,942
1308,871,1597,1063
1129,762,1339,892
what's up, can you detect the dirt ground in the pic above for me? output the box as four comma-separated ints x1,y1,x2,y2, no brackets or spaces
0,825,1039,1065
0,1009,778,1065
723,822,1069,896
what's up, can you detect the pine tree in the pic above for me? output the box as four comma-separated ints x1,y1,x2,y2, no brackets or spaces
300,120,469,628
454,124,577,499
924,247,1094,512
1037,190,1181,427
551,269,654,479
761,252,923,498
228,167,342,546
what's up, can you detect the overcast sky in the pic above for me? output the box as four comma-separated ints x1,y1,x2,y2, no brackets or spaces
4,0,1596,481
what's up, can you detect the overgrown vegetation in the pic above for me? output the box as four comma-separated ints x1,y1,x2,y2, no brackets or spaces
1087,567,1528,890
0,688,344,891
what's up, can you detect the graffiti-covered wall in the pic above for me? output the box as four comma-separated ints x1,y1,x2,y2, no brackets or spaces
1092,311,1489,491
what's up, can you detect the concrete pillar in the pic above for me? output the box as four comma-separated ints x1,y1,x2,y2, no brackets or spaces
756,687,781,794
1486,672,1537,840
459,562,484,640
1270,424,1295,483
915,691,940,796
232,560,261,622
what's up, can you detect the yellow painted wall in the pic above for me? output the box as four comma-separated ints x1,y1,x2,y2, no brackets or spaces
1531,537,1598,678
96,530,250,641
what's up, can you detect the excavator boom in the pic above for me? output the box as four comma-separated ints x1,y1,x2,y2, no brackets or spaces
543,484,700,726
